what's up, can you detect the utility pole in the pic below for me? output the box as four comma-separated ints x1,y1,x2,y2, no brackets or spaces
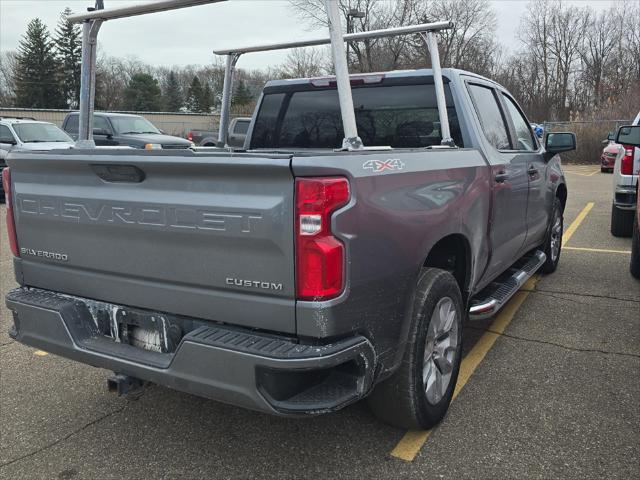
346,8,365,66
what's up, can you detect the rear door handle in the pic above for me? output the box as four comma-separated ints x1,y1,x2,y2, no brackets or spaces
495,171,509,183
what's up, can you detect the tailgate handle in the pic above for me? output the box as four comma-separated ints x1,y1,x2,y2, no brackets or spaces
92,164,145,183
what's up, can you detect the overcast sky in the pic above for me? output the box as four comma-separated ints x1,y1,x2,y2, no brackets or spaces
0,0,615,70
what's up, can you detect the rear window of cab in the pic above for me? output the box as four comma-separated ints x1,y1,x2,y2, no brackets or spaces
250,81,463,149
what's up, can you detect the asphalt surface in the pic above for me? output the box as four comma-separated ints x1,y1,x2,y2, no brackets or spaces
1,165,638,479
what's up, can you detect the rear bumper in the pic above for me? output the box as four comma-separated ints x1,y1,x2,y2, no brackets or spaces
6,287,376,415
614,185,637,210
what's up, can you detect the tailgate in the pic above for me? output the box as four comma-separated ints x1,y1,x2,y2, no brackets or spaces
8,149,296,333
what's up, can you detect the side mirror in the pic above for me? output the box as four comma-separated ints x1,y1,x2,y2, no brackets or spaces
544,132,576,160
607,131,615,141
615,125,640,147
93,128,112,137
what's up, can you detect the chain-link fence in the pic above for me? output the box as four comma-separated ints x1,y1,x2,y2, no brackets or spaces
543,119,632,164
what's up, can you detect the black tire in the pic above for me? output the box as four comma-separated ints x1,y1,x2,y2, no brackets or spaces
610,204,634,237
367,268,463,430
540,197,563,273
631,213,640,279
601,167,606,173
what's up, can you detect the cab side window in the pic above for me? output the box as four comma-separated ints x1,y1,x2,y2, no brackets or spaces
467,83,511,150
234,120,250,135
0,125,16,144
501,94,537,151
94,116,112,133
65,115,79,134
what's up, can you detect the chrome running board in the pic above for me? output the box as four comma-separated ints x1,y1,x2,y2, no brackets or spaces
468,250,546,321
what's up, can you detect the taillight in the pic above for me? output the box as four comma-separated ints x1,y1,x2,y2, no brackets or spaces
621,144,635,175
295,177,350,300
2,168,19,257
187,132,193,142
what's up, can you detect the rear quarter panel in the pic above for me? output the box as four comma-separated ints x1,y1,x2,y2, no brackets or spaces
292,148,491,371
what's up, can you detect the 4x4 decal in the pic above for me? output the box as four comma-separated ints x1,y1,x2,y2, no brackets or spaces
363,158,405,173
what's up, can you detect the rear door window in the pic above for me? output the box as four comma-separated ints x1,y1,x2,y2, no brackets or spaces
467,83,511,150
250,83,462,149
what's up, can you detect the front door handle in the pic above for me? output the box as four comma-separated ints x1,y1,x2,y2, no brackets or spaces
495,171,509,183
528,165,539,176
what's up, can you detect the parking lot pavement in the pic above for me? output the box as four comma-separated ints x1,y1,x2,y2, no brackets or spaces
1,166,638,479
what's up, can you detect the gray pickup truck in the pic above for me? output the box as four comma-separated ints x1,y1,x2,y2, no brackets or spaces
3,68,573,429
188,117,252,147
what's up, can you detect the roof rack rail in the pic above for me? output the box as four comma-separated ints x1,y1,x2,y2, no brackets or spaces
213,18,454,149
0,116,37,121
69,0,454,151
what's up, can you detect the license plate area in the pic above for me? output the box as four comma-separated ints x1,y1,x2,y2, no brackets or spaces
93,307,184,354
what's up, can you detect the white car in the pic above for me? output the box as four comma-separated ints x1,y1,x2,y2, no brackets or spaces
0,117,74,158
1,117,75,201
611,111,640,236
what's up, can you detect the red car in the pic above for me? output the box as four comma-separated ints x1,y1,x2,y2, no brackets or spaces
601,141,619,173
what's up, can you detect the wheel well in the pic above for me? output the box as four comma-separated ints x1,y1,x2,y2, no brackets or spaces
202,142,216,146
423,234,471,298
556,183,567,211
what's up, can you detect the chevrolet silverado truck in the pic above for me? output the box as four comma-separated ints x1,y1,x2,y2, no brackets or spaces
3,68,573,429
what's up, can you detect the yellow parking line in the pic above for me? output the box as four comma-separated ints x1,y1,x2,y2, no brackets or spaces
34,350,48,357
390,276,540,461
586,169,600,176
562,202,594,246
564,246,631,254
391,204,595,461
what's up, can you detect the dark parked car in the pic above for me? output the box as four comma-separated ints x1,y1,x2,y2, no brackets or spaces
62,112,194,149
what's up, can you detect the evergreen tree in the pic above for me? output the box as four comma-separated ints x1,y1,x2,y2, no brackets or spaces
14,18,65,108
54,8,81,108
232,79,253,107
200,82,213,113
164,70,182,111
186,76,203,112
122,73,162,111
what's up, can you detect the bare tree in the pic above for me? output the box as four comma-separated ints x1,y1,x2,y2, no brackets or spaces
278,48,328,78
412,0,497,75
580,9,619,108
0,51,18,106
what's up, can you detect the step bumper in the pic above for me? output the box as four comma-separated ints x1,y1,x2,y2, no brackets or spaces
6,287,376,416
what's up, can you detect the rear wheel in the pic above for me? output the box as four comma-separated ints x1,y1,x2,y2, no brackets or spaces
540,197,563,273
631,213,640,279
611,204,634,237
367,268,463,429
